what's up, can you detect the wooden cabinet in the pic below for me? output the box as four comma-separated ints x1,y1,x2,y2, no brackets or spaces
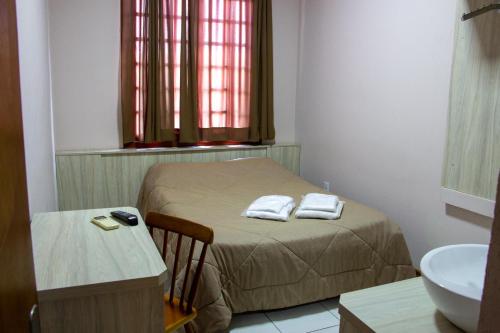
339,278,462,333
31,207,167,333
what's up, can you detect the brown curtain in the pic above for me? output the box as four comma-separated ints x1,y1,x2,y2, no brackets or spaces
121,0,178,145
249,0,275,144
142,0,175,143
120,0,274,146
196,0,253,142
120,0,136,145
178,0,199,143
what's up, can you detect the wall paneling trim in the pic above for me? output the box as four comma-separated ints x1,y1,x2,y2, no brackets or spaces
56,144,301,211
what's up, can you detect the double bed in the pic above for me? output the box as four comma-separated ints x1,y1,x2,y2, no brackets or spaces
137,157,415,332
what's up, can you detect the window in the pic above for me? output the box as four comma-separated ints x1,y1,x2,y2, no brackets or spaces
134,0,252,142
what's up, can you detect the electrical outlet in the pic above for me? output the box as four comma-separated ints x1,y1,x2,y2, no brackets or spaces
322,181,330,192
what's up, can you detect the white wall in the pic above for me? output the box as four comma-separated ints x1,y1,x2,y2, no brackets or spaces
48,0,300,150
296,0,492,264
272,0,300,143
48,0,121,151
17,0,58,215
46,0,492,263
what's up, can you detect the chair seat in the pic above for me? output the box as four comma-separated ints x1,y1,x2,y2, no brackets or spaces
164,294,198,333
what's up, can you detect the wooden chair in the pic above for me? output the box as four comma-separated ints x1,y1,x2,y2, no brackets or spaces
146,212,214,333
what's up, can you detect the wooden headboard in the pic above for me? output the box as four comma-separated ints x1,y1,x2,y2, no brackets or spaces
55,144,300,211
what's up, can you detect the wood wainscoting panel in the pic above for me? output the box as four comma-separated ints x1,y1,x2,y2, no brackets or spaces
267,143,301,175
56,144,301,211
443,0,500,200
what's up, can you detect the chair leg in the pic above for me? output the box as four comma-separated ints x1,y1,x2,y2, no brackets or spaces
184,322,194,333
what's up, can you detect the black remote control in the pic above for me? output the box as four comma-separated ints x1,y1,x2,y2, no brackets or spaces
110,210,138,226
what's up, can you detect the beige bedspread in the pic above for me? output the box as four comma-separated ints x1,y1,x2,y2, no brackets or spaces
137,158,415,332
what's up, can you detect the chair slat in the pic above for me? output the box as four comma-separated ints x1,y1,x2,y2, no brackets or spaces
169,234,183,304
179,238,196,312
144,212,214,331
162,231,169,261
186,243,209,314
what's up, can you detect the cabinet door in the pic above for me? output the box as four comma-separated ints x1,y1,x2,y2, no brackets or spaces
0,0,38,331
478,174,500,332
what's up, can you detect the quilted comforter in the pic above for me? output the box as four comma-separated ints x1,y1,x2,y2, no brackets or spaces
137,158,415,332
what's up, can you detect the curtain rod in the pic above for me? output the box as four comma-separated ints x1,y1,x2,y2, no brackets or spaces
462,3,500,21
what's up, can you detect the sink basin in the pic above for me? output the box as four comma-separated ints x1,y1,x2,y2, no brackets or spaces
420,244,488,333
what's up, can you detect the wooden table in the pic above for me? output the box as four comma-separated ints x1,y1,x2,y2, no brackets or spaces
339,277,463,333
31,207,167,333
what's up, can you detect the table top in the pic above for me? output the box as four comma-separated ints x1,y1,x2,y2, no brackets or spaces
31,207,167,301
339,277,462,333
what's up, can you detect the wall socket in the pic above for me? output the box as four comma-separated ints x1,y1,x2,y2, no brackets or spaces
322,181,330,192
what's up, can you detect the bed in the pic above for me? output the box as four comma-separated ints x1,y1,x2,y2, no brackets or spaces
137,157,415,332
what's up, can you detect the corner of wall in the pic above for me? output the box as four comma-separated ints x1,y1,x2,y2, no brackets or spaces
45,0,58,210
295,0,306,175
17,0,58,215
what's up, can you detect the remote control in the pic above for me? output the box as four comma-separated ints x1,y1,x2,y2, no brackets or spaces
110,210,138,226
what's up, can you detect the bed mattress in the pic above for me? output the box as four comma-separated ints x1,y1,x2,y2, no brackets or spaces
137,158,415,332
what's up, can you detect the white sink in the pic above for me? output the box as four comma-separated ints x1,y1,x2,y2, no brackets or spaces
420,244,488,333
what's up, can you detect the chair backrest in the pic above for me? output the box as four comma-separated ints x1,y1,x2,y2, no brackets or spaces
146,212,214,314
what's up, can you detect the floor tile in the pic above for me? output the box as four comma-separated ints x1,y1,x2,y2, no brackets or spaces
320,297,340,319
229,312,280,333
309,325,339,333
265,302,340,333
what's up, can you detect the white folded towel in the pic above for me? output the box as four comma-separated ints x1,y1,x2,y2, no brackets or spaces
295,201,344,220
245,201,296,221
244,195,296,221
247,195,294,214
299,193,339,212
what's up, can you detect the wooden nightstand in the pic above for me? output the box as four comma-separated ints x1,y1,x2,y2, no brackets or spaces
339,277,463,333
31,207,167,333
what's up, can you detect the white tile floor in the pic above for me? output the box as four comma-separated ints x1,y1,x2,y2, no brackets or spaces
227,297,341,333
